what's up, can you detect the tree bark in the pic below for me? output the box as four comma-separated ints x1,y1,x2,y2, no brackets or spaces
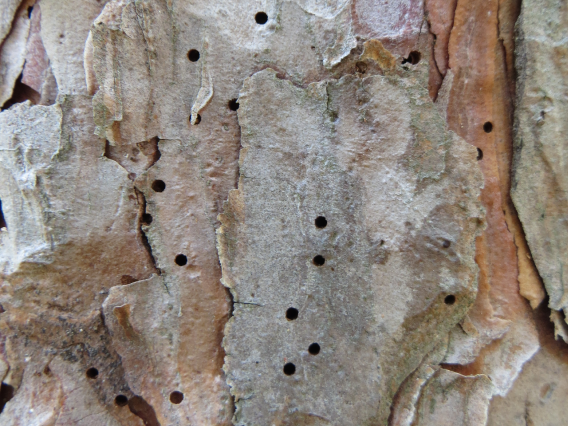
0,0,566,425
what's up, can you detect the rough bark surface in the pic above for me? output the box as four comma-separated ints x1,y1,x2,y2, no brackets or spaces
218,68,483,425
0,0,566,425
513,0,568,321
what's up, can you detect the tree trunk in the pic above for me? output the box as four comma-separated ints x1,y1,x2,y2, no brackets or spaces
0,0,566,425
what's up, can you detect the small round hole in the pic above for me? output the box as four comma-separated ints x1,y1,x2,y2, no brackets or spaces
283,363,296,375
315,216,327,229
170,391,184,404
286,307,299,320
313,255,325,266
477,148,483,160
151,180,166,192
86,367,99,379
115,395,128,407
175,254,188,266
189,113,201,125
308,343,320,355
187,49,200,62
141,213,153,225
442,239,451,248
483,122,493,133
228,99,239,111
255,12,268,24
445,295,456,305
402,51,421,65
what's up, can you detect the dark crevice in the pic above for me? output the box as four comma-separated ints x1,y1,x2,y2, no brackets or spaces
102,137,163,284
1,73,41,111
214,216,236,420
498,37,515,101
0,382,15,413
103,139,111,159
424,0,458,101
128,395,161,426
0,199,7,229
225,286,236,419
135,188,161,276
495,0,547,315
103,137,162,283
120,275,138,285
532,297,568,354
426,21,443,101
496,0,522,96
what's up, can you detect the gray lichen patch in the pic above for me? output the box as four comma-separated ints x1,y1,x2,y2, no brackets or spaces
217,69,484,425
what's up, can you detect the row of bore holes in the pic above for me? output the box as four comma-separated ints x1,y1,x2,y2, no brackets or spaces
186,13,267,62
90,174,178,406
281,215,457,376
186,99,239,126
146,179,192,267
185,13,267,124
85,368,185,405
476,121,493,161
146,155,486,262
149,188,459,369
280,216,327,375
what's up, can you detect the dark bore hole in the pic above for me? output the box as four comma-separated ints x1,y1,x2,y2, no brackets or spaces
477,148,483,160
483,121,493,133
141,213,153,225
169,391,184,404
228,98,239,111
0,382,15,413
402,51,421,65
175,254,188,266
445,295,456,305
313,255,325,266
283,362,296,375
308,343,320,355
86,367,99,379
189,113,201,125
286,307,299,320
187,49,200,62
442,239,451,248
151,180,166,192
115,395,129,407
255,12,268,24
27,6,33,18
315,216,327,229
